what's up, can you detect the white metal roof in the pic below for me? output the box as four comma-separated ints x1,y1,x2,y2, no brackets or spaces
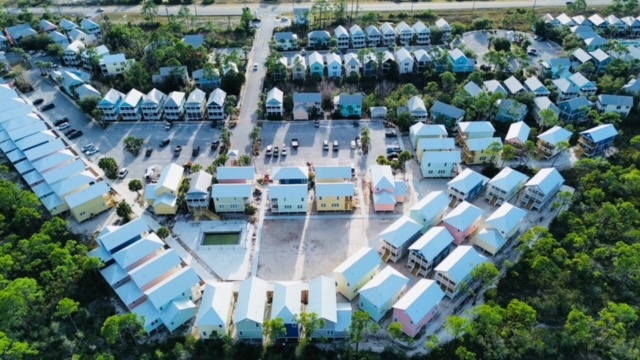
370,165,394,189
112,233,164,271
269,184,307,198
41,159,86,185
32,150,75,173
373,191,396,205
65,181,110,209
484,202,527,235
333,247,382,287
379,216,422,248
271,282,302,323
129,249,182,289
144,266,200,309
100,262,128,286
457,121,495,134
417,138,456,151
447,168,489,194
475,228,506,255
410,123,447,138
393,279,445,324
114,280,143,306
308,275,337,323
1,113,40,132
157,163,184,193
465,137,502,152
217,166,255,181
525,168,565,195
315,166,352,180
234,276,268,324
409,226,454,263
442,201,484,231
538,126,572,146
188,170,213,195
15,130,56,151
410,191,450,222
504,76,524,94
23,138,66,162
359,266,408,309
580,124,617,143
164,91,185,108
505,121,530,144
123,88,144,107
160,299,198,332
7,121,47,142
422,150,462,164
210,183,253,198
196,282,234,327
132,300,161,332
98,217,150,254
488,167,529,194
315,183,355,197
434,245,487,283
272,166,308,180
49,170,95,197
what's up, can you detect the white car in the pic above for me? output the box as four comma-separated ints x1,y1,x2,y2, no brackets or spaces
85,147,99,155
81,143,95,152
253,64,259,71
118,168,128,179
57,122,70,130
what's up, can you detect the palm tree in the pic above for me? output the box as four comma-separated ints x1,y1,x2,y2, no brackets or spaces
551,141,571,166
360,127,371,154
485,141,503,164
500,144,518,168
521,140,537,166
141,0,159,23
538,108,560,131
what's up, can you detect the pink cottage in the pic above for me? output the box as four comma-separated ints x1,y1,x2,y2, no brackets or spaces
392,279,445,337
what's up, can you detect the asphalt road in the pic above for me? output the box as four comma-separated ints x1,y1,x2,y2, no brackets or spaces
12,0,608,17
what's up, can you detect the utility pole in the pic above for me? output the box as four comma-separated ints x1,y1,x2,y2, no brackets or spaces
355,0,359,22
411,0,414,21
471,0,476,16
532,0,538,10
193,2,198,17
165,6,169,19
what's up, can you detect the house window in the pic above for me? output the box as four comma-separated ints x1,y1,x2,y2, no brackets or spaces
256,323,260,327
239,331,243,336
321,203,327,208
318,196,323,200
297,205,303,209
301,197,304,201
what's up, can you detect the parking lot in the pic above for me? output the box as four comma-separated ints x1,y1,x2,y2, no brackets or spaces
256,120,401,176
463,30,563,70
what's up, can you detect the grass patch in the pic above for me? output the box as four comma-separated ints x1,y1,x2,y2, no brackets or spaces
202,232,240,245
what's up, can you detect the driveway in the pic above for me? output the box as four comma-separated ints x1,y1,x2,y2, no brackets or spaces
463,30,563,70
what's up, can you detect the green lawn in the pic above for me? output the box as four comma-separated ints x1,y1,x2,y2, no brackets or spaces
202,232,240,245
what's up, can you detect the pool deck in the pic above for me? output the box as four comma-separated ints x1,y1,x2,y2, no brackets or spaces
172,220,253,281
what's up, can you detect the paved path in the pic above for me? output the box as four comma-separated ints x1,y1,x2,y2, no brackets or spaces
13,0,609,17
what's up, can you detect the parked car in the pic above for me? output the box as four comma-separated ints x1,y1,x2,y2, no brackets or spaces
480,64,491,71
33,98,44,105
314,120,320,128
40,103,55,111
165,121,173,130
333,140,339,151
53,117,69,126
385,129,396,138
527,49,538,56
387,152,400,161
64,129,77,136
387,145,402,154
253,64,259,71
85,147,99,155
301,48,306,55
118,168,128,179
281,144,287,156
160,138,170,147
145,148,153,157
273,146,280,157
192,146,201,157
266,145,273,156
57,122,70,130
81,143,95,152
323,140,329,151
68,130,83,139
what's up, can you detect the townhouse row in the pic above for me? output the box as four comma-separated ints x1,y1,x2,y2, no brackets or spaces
1,18,102,49
97,87,227,122
274,18,453,51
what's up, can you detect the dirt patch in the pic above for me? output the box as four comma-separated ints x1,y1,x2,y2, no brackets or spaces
258,217,396,281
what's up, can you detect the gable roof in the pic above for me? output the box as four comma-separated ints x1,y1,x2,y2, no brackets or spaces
569,72,593,88
538,126,572,146
431,101,465,119
272,166,308,180
234,277,268,324
393,279,445,324
458,121,495,134
449,48,466,61
412,49,431,62
410,123,447,137
129,249,182,289
412,21,429,33
211,183,253,198
97,217,151,254
534,97,560,115
206,88,227,107
379,22,396,35
196,282,234,327
359,266,408,308
464,81,483,97
314,165,352,180
407,96,426,112
334,25,348,37
442,201,484,231
268,183,307,198
64,181,110,209
80,18,100,30
349,24,364,35
123,89,144,107
379,216,422,248
505,121,530,143
434,245,486,283
572,48,593,63
484,202,527,234
416,137,456,151
157,163,184,193
465,137,502,152
580,123,618,143
370,165,394,189
144,266,200,309
483,80,507,95
143,88,166,106
333,247,382,286
409,226,454,263
271,282,302,322
186,88,206,104
524,76,547,92
308,51,324,66
396,47,413,63
526,168,565,195
488,167,529,193
590,48,610,63
183,34,205,48
448,168,489,194
267,87,284,103
504,76,524,94
410,191,450,221
112,233,164,270
164,91,186,107
343,52,361,66
308,275,337,323
560,96,592,110
315,183,355,197
335,93,363,106
597,94,633,107
294,92,322,104
188,170,212,194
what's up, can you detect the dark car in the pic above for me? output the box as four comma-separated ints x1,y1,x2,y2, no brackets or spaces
53,117,69,126
40,103,55,111
33,98,44,105
160,138,170,147
480,64,491,71
68,130,83,139
387,152,400,161
145,148,153,157
64,129,77,136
